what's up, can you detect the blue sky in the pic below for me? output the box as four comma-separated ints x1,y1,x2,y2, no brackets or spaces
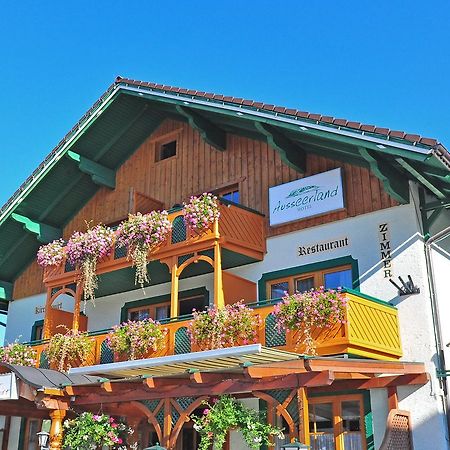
1,0,449,208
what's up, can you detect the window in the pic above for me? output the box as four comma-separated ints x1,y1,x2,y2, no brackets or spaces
215,184,240,204
156,139,177,161
309,395,366,450
128,303,170,322
267,265,352,299
31,320,44,341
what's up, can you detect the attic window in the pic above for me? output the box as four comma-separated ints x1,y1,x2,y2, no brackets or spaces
156,140,177,161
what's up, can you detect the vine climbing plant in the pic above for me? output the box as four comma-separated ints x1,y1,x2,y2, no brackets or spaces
191,395,284,449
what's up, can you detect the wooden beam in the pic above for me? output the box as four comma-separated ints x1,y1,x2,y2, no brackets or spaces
255,122,306,173
396,158,447,200
175,105,226,151
358,147,410,203
11,213,62,243
190,372,247,384
245,359,306,378
387,386,399,410
67,150,116,189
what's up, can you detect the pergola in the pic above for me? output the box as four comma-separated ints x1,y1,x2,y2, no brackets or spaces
0,346,429,449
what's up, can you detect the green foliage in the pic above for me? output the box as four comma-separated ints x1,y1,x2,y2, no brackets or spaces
191,395,284,449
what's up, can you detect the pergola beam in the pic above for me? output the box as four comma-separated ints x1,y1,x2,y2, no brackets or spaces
255,122,306,173
358,147,410,203
11,213,62,244
66,150,116,189
175,105,226,151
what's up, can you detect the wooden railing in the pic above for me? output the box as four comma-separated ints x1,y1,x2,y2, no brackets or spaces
43,202,266,287
31,290,402,369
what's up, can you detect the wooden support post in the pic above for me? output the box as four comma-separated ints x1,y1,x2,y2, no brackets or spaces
162,398,172,449
170,258,179,318
387,386,399,410
49,410,66,450
297,387,310,446
71,284,82,332
43,288,53,339
213,221,224,309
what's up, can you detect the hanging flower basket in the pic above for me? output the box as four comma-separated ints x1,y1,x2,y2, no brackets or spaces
66,224,115,303
188,301,258,351
63,412,132,450
183,193,220,235
46,327,94,372
191,395,284,450
37,239,66,268
106,318,166,361
0,341,37,367
116,211,172,287
273,287,347,355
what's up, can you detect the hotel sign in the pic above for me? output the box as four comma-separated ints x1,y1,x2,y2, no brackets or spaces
269,168,344,226
0,373,18,400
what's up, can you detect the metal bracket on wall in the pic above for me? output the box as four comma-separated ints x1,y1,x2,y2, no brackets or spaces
389,276,420,296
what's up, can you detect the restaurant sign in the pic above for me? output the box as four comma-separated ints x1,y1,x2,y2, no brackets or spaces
0,373,19,400
269,168,344,226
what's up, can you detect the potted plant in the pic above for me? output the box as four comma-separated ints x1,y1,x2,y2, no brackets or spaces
46,327,94,372
273,287,347,355
0,340,37,367
106,318,166,361
63,412,132,450
188,301,258,351
183,192,220,234
116,210,172,287
66,223,115,303
37,238,66,268
191,395,284,450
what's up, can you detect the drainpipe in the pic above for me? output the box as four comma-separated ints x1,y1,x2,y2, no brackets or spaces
423,222,450,443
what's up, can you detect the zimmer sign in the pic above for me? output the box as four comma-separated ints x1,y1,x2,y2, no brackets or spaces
269,168,344,226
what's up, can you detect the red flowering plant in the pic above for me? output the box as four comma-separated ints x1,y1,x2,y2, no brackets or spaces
273,287,347,355
183,192,220,234
188,301,258,350
63,412,132,450
0,341,37,367
116,211,172,287
37,239,66,268
107,318,166,361
66,224,115,303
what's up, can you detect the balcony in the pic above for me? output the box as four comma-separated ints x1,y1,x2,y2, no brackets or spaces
42,201,266,289
31,290,402,371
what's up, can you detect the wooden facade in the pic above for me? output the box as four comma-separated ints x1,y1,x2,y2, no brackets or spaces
13,119,397,300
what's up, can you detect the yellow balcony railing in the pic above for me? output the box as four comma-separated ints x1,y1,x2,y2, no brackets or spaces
31,290,402,370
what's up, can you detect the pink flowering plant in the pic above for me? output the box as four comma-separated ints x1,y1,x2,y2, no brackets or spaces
116,211,172,287
63,412,132,450
37,239,66,267
66,224,115,302
183,192,220,234
47,327,94,372
191,395,284,450
273,287,347,355
188,301,258,350
107,318,166,361
0,341,37,367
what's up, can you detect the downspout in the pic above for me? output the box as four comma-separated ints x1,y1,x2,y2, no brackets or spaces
422,210,450,442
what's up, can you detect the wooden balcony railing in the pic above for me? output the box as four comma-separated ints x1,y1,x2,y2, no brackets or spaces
43,202,266,287
31,290,402,370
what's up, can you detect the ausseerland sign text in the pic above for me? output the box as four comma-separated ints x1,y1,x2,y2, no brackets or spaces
269,168,344,226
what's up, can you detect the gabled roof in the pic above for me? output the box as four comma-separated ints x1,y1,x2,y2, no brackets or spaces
1,76,449,300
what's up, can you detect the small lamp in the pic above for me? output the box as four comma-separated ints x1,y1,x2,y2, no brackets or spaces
37,431,50,450
144,444,167,450
280,439,310,449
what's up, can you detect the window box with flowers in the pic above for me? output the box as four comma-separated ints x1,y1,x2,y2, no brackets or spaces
106,318,167,361
0,341,37,367
273,287,347,355
183,192,220,235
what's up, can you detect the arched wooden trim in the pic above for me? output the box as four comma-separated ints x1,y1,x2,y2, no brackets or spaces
169,396,208,448
253,391,296,436
130,400,164,444
49,287,76,305
176,255,214,277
